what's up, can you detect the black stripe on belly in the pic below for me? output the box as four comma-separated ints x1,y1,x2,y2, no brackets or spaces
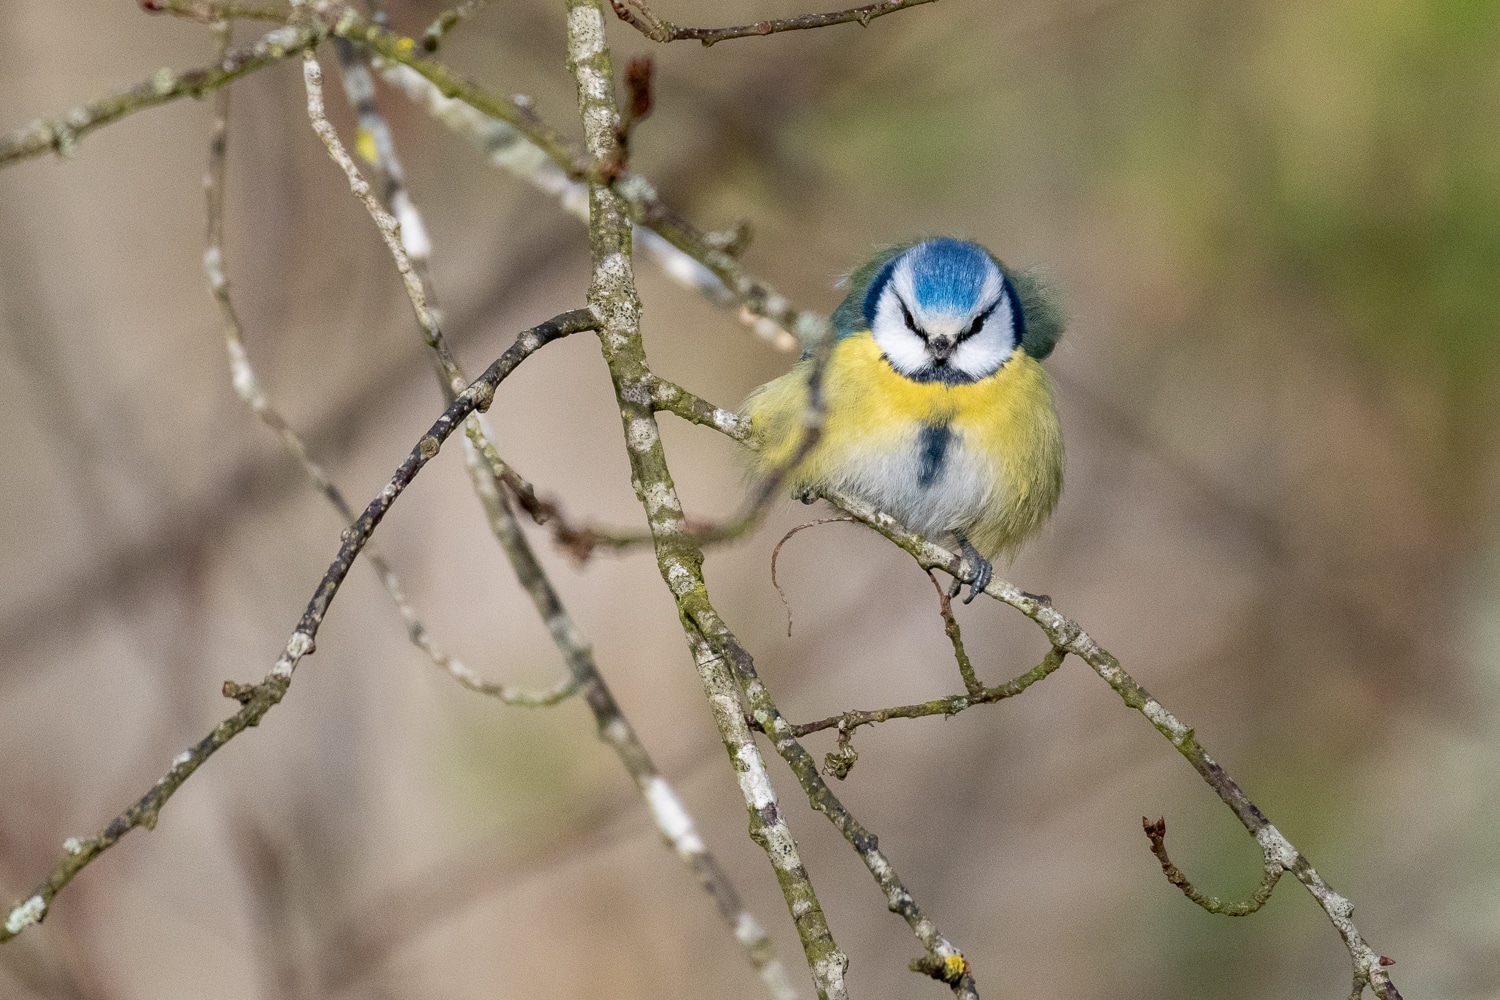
917,423,952,489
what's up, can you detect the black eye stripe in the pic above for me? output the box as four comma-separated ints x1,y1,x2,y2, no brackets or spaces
898,300,927,341
956,297,1003,343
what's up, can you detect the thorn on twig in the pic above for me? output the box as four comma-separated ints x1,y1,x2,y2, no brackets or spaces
770,517,856,636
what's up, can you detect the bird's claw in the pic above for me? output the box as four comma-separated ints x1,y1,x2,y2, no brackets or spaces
949,537,992,604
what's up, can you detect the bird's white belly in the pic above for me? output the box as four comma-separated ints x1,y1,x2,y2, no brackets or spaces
830,424,997,538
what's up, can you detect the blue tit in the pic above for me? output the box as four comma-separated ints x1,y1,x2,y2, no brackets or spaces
743,237,1064,602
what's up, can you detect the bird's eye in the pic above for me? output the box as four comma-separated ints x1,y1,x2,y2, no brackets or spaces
899,301,926,339
957,301,1000,343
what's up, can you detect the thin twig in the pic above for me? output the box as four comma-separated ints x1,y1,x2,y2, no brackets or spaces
204,27,572,707
142,0,289,22
1142,817,1283,916
319,40,800,997
0,309,595,943
787,647,1067,739
609,0,937,46
770,518,857,636
421,0,487,51
0,21,319,167
800,484,1404,1000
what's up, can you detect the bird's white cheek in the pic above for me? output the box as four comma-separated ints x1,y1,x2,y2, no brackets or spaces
952,333,1014,380
881,334,930,375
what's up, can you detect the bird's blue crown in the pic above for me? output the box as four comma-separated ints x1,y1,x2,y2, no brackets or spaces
863,238,997,326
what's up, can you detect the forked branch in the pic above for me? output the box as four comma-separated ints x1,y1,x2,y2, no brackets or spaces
0,309,596,944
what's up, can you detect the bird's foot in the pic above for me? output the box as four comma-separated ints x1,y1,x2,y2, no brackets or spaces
948,536,993,605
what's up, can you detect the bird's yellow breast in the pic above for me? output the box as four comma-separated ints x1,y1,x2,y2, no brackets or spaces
744,332,1063,557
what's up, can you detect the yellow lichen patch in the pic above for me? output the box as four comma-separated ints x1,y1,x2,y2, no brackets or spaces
396,36,415,55
355,127,378,166
943,954,968,981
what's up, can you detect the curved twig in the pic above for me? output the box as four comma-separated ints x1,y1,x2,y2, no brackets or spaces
770,517,857,636
1142,816,1283,916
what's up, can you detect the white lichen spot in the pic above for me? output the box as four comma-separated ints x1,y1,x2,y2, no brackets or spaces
578,65,610,101
665,559,693,595
62,837,83,856
644,483,682,516
791,898,811,918
203,245,226,292
566,3,606,61
287,631,314,659
1140,699,1190,742
597,251,629,285
614,174,659,202
393,193,432,261
1254,825,1300,869
152,67,176,96
734,911,766,945
645,777,706,855
652,380,679,402
172,750,193,769
734,745,776,810
263,25,300,54
225,339,259,402
627,418,659,453
712,408,742,434
602,717,631,745
5,896,45,936
653,514,686,536
617,382,649,411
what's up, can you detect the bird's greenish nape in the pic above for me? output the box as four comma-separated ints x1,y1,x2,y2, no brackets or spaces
743,237,1064,601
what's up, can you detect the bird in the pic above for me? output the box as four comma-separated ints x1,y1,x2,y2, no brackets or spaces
742,237,1064,603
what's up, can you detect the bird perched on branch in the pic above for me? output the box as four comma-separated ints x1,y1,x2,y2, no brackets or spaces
743,238,1064,602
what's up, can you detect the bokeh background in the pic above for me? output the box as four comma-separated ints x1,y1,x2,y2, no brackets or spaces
2,1,1498,997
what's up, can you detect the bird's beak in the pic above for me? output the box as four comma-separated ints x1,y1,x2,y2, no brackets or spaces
929,335,956,361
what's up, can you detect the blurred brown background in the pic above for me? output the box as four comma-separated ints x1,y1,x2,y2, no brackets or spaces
2,1,1498,997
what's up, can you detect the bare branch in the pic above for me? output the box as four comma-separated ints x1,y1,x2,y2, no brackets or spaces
801,485,1405,1000
563,2,855,994
142,0,289,22
319,39,800,995
0,309,596,943
0,21,318,168
609,0,938,46
787,647,1066,740
421,0,488,51
204,28,572,708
